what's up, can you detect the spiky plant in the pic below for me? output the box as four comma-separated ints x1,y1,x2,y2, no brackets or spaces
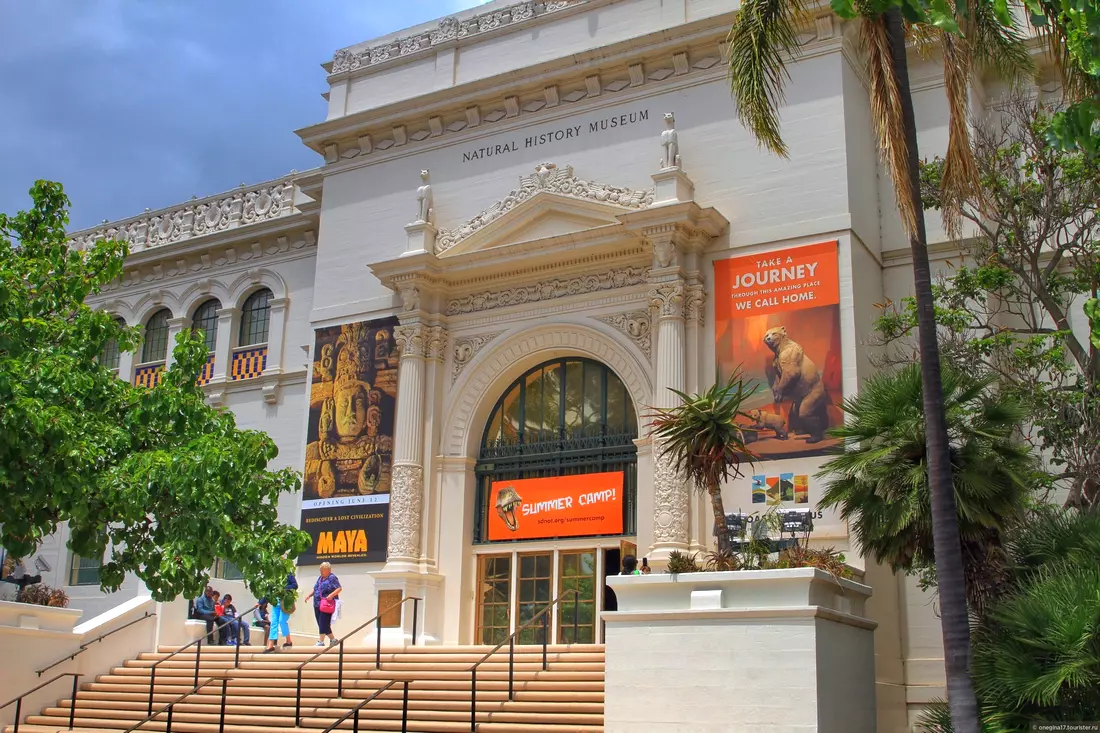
648,370,757,552
817,363,1036,618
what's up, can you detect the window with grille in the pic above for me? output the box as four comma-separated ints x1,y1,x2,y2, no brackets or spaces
475,358,639,543
212,558,244,580
239,289,272,346
69,552,102,586
141,309,172,363
192,299,221,353
99,317,124,370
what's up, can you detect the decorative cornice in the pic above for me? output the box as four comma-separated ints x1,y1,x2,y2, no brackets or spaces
446,266,648,316
452,331,505,383
331,1,587,75
436,163,654,253
69,176,302,254
596,310,652,357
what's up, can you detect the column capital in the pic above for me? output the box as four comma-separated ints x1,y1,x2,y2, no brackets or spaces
684,283,706,326
393,323,431,358
649,282,685,320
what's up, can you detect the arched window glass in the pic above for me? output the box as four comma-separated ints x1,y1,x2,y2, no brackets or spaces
99,317,124,370
141,309,171,363
239,288,272,346
475,358,638,542
192,299,221,353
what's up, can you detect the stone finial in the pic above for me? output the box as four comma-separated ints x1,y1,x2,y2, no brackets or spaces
660,112,681,170
415,169,434,225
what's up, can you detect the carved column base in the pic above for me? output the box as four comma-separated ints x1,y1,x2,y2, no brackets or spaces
647,443,690,568
368,569,444,646
384,463,424,573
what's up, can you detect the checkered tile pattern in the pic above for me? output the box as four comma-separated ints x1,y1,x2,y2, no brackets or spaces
134,363,165,388
197,355,216,386
231,346,267,381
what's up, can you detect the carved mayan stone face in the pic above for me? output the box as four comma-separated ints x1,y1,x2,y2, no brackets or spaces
334,381,370,440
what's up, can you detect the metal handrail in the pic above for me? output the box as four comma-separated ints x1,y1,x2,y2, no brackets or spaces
1,673,81,733
147,604,259,714
294,596,421,725
126,673,240,733
37,611,156,677
318,680,409,733
468,588,580,733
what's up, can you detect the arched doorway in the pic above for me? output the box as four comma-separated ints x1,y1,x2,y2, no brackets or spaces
472,358,638,644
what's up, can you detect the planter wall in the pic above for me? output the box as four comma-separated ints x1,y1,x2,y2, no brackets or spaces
603,568,877,733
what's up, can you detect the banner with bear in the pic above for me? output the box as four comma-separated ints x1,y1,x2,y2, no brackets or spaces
299,317,399,564
714,240,843,461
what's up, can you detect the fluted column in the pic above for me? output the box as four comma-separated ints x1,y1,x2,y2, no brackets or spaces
387,322,432,571
649,282,691,559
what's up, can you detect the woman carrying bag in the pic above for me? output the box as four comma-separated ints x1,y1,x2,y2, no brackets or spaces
263,572,298,654
304,562,342,647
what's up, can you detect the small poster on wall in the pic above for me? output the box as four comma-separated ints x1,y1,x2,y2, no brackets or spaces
299,318,399,564
714,240,844,460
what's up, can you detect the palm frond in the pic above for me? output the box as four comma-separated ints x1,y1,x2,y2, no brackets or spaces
861,16,920,236
727,0,806,158
939,29,978,236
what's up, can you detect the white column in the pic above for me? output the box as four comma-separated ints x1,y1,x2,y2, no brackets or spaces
117,350,136,385
387,323,430,571
263,297,289,375
164,316,191,369
648,282,691,562
210,307,239,384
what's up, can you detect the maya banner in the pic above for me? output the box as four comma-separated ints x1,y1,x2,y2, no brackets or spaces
488,472,624,541
299,317,399,564
714,240,844,459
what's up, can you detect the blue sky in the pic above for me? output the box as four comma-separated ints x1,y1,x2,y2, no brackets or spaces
0,1,489,231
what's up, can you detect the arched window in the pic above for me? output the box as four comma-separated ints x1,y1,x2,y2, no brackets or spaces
142,309,171,363
99,316,124,370
475,358,638,543
239,288,272,346
192,299,221,353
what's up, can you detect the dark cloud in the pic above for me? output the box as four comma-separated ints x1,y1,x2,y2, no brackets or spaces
0,0,486,230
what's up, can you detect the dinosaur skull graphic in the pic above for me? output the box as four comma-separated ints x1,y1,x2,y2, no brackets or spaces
495,486,522,532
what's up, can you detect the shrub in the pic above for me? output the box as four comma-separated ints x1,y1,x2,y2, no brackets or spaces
774,546,853,579
665,551,701,574
19,583,70,608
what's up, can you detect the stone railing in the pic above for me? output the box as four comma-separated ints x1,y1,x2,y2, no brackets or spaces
68,176,300,254
330,0,587,74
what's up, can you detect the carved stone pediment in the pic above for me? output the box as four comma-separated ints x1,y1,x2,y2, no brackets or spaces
436,163,654,257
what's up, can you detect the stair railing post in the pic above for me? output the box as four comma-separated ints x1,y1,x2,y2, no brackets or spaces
218,678,228,733
401,681,410,733
541,613,548,671
194,640,201,689
69,673,79,730
508,636,515,701
294,667,303,726
470,667,476,733
376,622,382,670
411,598,419,646
14,695,21,733
573,593,579,644
234,638,240,669
353,706,360,733
337,639,345,697
166,703,173,733
148,664,156,715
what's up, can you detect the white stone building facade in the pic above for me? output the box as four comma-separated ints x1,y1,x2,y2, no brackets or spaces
46,0,1075,729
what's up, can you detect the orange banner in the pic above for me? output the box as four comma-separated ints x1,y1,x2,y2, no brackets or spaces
714,240,840,321
488,472,624,541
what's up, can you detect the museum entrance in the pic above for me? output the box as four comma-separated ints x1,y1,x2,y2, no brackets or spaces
473,358,638,645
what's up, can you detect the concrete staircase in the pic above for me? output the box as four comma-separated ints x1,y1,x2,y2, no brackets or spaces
7,644,605,733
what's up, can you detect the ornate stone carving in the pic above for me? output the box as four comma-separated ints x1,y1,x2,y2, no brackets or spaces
69,176,298,253
387,464,424,561
436,163,654,253
330,1,586,74
653,239,677,268
399,285,420,312
649,283,685,319
596,311,652,357
426,326,448,362
660,112,681,170
415,169,434,225
651,443,689,545
452,332,504,382
393,324,430,358
446,266,648,315
685,284,706,325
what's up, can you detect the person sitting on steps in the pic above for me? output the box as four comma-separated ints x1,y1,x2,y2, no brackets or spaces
222,594,250,645
193,586,218,645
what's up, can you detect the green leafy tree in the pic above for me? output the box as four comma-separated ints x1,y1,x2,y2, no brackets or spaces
0,181,309,602
818,363,1037,617
648,370,757,552
877,95,1099,511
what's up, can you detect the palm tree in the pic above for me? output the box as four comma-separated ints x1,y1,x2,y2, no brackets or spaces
648,370,757,552
817,363,1036,618
727,4,1030,730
